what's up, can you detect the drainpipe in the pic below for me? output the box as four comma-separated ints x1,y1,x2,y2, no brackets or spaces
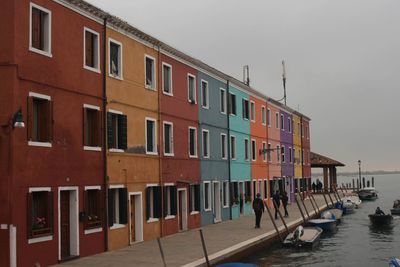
226,80,232,220
102,16,108,252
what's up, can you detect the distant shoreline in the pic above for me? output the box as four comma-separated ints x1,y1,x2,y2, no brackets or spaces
313,170,400,176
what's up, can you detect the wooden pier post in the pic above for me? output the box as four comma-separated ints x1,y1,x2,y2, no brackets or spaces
264,201,283,243
273,199,289,235
295,195,307,224
299,194,310,220
322,191,330,208
199,229,211,267
309,195,318,216
310,194,321,215
327,191,335,207
157,238,167,267
352,179,355,192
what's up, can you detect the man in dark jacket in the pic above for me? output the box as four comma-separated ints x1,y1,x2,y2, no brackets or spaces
273,190,281,220
252,193,265,228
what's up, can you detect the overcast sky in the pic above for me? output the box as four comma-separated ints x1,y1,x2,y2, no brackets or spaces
86,0,400,172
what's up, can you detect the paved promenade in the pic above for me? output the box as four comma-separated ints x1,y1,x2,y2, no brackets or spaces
56,193,340,267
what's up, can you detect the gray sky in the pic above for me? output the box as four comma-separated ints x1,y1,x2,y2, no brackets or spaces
86,0,400,172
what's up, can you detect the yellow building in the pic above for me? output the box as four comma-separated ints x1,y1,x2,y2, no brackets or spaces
292,112,302,192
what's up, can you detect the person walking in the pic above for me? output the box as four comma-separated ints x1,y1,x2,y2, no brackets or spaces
252,193,265,228
312,182,316,194
282,191,289,217
272,190,281,220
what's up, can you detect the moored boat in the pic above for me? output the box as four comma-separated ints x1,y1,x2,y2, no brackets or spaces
321,209,343,224
307,218,337,232
342,199,356,214
369,214,393,226
283,226,323,249
391,199,400,215
389,257,400,267
358,187,378,201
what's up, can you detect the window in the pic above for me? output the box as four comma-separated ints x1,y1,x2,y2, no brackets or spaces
220,88,226,114
201,80,209,109
189,185,200,213
27,93,53,145
244,139,249,161
250,101,255,122
293,148,296,164
230,136,236,159
108,187,128,227
222,181,229,208
267,143,272,162
306,126,309,139
281,146,285,163
277,145,281,163
109,39,122,79
251,139,256,161
298,122,301,137
267,108,271,127
263,180,268,199
164,185,177,218
29,3,51,56
262,142,267,162
289,147,292,163
261,106,266,125
84,188,102,230
204,182,211,211
27,189,53,239
301,123,304,138
245,181,252,201
146,118,157,154
162,63,172,95
84,28,100,72
189,127,197,157
221,133,227,160
288,118,292,133
188,74,196,103
146,185,162,221
228,93,237,115
202,129,210,158
145,55,156,89
163,122,173,156
83,104,101,149
230,182,239,205
242,99,249,120
107,111,127,151
275,112,279,128
280,114,284,131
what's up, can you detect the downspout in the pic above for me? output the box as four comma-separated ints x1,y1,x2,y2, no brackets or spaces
102,16,108,252
157,44,164,237
226,80,232,220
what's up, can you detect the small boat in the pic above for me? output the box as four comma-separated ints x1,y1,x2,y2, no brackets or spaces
348,194,362,208
369,214,393,226
342,199,356,214
391,199,400,215
358,187,378,201
321,209,343,224
389,257,400,267
307,218,337,232
283,225,323,249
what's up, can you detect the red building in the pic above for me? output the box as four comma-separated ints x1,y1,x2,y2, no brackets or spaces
302,117,312,190
159,53,201,236
0,0,106,266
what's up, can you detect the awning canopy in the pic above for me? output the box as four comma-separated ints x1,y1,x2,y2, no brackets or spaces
310,151,345,168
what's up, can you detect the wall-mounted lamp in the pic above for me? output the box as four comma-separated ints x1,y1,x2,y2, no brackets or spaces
1,108,25,134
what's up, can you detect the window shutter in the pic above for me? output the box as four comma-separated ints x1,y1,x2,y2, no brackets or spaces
146,187,150,221
27,97,34,141
230,183,235,205
242,99,245,118
96,110,102,147
31,8,41,49
189,187,193,213
84,190,89,228
46,100,53,142
119,188,128,224
107,189,114,227
27,193,33,238
85,31,93,67
83,108,87,146
195,185,200,212
163,186,168,217
97,190,103,223
154,186,162,219
118,115,127,150
171,186,177,215
47,191,54,231
107,113,113,149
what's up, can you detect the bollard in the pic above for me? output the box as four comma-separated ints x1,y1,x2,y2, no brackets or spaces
157,238,167,267
295,195,307,224
264,200,283,243
199,229,211,267
273,199,289,235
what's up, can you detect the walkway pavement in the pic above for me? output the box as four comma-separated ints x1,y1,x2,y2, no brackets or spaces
56,193,341,267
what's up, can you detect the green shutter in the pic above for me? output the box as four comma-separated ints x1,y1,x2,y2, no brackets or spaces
108,189,114,227
195,185,200,212
154,186,162,219
146,187,151,220
118,115,127,150
163,186,168,217
107,113,113,149
119,188,128,224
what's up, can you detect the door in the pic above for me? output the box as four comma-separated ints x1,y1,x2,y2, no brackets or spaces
130,197,135,242
60,191,70,260
239,182,244,215
213,182,221,223
178,189,187,231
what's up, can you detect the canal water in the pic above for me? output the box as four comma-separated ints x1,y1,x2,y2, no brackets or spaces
242,174,400,267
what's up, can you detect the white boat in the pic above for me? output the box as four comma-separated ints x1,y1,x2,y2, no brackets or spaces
343,193,362,208
342,199,355,214
283,225,323,249
321,209,343,224
391,199,400,215
358,187,378,201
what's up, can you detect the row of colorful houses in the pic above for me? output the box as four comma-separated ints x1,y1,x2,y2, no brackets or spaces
0,0,311,266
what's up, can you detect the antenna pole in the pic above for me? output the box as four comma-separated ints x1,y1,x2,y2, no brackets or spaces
282,60,287,105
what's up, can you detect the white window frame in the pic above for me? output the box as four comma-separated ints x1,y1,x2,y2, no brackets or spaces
289,147,292,163
29,3,52,57
261,106,266,125
145,117,157,155
28,92,53,148
187,73,197,104
221,133,227,160
267,108,271,127
242,98,249,120
277,145,281,163
230,135,236,160
203,181,212,211
281,145,285,163
107,109,124,153
250,101,255,122
146,185,159,222
162,62,173,96
251,139,256,161
288,117,292,133
188,126,198,158
280,114,285,131
229,93,237,116
164,185,175,219
145,55,156,90
222,181,229,208
267,143,272,163
163,121,174,156
202,129,210,159
83,104,102,151
244,138,249,161
275,112,279,129
83,27,100,73
220,88,226,114
201,79,209,109
109,184,126,229
108,38,123,80
262,142,267,162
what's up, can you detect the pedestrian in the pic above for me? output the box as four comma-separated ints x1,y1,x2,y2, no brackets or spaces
272,190,281,220
312,182,316,193
282,191,289,217
375,207,385,215
252,193,265,228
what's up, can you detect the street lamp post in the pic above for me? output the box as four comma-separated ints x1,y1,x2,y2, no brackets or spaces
358,160,361,191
